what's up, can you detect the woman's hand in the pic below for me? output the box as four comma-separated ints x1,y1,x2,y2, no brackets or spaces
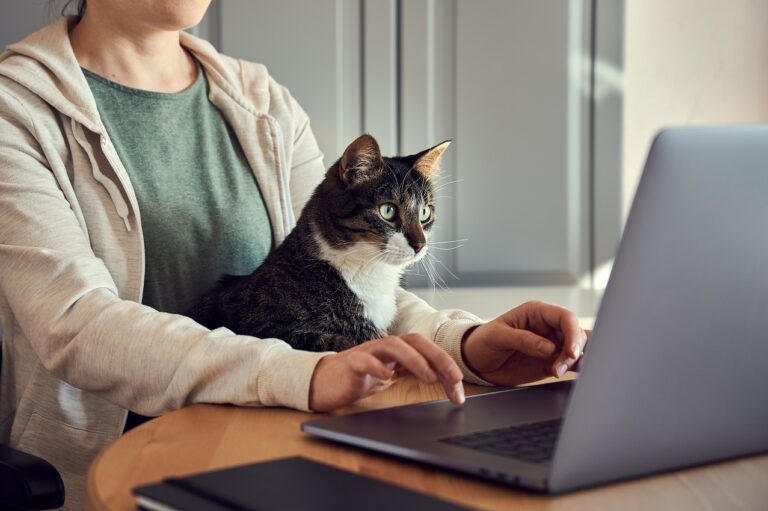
461,301,589,387
309,333,465,412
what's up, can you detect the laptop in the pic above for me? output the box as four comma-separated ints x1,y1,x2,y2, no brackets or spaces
302,125,768,493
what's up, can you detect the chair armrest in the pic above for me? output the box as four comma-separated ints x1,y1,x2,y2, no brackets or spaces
0,443,65,510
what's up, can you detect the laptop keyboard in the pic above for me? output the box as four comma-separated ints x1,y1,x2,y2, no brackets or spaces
439,418,562,464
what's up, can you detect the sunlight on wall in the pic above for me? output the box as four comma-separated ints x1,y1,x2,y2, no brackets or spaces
623,0,768,221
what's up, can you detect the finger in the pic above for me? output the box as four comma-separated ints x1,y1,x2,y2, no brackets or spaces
551,329,587,377
376,334,463,404
398,333,464,404
369,336,438,384
484,322,558,359
565,327,587,361
570,330,591,372
347,351,395,380
436,370,465,404
552,355,574,378
399,333,463,383
532,303,585,359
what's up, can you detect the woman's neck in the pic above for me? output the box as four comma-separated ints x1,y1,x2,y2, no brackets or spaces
69,9,197,93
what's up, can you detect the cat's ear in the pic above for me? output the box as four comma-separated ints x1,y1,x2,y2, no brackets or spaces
339,134,382,187
413,140,451,179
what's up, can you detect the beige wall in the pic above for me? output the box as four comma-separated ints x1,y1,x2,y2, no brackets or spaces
623,0,768,218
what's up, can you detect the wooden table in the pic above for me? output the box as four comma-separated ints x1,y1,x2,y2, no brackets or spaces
86,375,768,510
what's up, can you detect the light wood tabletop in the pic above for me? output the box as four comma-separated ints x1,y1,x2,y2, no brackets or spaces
86,374,768,511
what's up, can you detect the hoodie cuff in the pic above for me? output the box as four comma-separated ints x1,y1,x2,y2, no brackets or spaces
434,319,495,386
257,347,333,412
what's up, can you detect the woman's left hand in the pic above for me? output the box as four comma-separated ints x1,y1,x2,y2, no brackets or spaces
461,301,589,386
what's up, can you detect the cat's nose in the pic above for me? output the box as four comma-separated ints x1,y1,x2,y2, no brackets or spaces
405,229,427,254
410,240,426,254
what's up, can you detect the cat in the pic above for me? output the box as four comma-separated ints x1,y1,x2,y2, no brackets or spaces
186,134,450,352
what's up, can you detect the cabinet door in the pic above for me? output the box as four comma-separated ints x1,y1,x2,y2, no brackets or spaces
401,0,592,287
216,0,362,167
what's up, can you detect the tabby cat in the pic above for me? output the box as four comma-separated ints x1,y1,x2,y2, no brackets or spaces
186,134,449,352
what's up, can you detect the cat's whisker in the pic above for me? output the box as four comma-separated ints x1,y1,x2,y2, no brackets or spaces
404,264,427,278
416,258,438,293
358,249,391,270
432,172,457,183
419,255,442,292
433,179,463,193
424,257,450,292
429,245,464,251
429,238,468,245
421,252,447,288
409,262,428,275
433,171,455,182
426,243,464,250
427,253,460,283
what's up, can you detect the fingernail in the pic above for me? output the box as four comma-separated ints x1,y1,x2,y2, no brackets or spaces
556,363,568,377
454,384,465,404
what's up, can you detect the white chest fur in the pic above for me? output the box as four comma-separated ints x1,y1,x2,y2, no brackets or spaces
314,233,405,332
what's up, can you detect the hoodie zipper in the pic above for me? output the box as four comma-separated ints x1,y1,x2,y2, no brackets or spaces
70,119,131,230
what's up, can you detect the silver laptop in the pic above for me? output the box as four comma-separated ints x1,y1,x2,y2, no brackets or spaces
302,126,768,493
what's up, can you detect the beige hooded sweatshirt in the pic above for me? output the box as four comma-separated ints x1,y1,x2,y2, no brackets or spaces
0,17,485,510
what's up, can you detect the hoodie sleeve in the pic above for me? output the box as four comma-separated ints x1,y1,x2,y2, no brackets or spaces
390,288,494,386
0,89,329,415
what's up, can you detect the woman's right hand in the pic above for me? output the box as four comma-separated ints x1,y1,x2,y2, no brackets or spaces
308,333,465,412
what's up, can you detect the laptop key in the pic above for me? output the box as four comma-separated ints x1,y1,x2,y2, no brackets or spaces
439,419,563,464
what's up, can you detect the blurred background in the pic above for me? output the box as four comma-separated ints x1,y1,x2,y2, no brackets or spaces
3,0,768,317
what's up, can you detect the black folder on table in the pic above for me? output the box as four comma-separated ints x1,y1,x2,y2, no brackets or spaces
133,456,472,511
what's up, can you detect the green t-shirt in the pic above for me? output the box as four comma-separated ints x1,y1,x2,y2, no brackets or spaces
83,62,273,314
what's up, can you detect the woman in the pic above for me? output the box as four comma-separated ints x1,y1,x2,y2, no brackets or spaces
0,1,586,508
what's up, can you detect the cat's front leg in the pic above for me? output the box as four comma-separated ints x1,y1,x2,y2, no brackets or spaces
287,331,357,352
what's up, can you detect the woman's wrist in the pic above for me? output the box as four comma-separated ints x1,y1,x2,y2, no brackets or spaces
460,325,483,377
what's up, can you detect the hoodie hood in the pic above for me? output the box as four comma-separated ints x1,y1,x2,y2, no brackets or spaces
0,16,272,135
0,16,101,132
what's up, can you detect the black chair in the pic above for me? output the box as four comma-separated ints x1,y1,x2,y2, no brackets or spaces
0,444,65,510
0,345,65,510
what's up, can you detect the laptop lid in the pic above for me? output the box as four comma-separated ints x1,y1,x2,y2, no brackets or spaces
548,125,768,491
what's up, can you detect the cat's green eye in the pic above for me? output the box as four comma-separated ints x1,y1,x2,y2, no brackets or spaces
419,205,432,222
379,203,397,221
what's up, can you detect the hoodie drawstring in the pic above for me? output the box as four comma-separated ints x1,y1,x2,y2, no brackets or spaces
70,119,132,231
